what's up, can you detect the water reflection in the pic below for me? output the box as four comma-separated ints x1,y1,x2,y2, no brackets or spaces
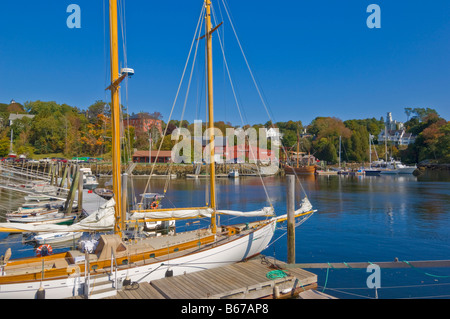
0,172,448,266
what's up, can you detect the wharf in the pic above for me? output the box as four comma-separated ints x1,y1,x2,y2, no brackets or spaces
103,256,334,300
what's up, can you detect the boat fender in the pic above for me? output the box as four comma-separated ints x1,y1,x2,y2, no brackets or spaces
123,277,131,287
165,269,173,277
36,286,45,299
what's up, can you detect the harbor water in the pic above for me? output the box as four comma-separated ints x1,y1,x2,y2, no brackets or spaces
0,170,449,299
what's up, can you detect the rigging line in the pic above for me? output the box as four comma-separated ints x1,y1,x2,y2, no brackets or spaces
220,0,275,124
211,6,273,209
220,0,309,200
103,0,109,104
162,4,204,196
264,214,312,249
118,0,128,67
139,3,206,203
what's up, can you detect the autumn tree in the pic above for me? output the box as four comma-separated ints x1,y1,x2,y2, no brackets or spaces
80,113,111,156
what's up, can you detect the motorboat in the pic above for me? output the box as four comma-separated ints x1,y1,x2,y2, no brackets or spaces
80,168,99,190
228,169,239,178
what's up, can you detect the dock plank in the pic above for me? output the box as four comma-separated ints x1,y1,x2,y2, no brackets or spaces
108,256,320,299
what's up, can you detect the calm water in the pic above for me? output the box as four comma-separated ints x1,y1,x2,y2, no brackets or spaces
0,171,449,299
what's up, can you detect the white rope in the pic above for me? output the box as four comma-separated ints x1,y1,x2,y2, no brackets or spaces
140,3,206,202
210,5,274,210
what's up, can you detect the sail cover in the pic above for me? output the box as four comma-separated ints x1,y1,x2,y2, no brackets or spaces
217,207,274,217
276,197,314,222
0,198,116,233
129,206,275,220
129,208,214,220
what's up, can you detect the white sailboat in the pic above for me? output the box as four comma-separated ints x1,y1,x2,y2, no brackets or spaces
365,134,381,176
0,0,314,299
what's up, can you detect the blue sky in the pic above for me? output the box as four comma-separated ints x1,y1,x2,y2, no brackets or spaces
0,0,449,127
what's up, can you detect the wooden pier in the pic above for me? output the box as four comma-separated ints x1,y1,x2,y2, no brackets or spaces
99,256,332,300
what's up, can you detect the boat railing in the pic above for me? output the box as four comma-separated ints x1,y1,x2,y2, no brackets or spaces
84,250,90,298
110,247,118,289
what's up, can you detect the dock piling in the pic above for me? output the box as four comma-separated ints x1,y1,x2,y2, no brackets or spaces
286,174,295,264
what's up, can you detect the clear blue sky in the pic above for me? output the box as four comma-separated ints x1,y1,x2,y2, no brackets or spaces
1,0,449,127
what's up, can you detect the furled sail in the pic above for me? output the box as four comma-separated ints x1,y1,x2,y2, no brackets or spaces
129,206,275,220
275,197,314,222
217,207,274,217
129,208,214,220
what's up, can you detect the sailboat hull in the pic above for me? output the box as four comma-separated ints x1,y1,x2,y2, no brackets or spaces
284,165,316,175
0,220,276,299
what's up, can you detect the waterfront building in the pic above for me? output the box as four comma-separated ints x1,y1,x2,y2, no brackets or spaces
132,150,173,163
378,112,416,146
123,113,163,135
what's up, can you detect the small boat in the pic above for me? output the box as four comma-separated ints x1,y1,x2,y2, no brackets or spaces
94,188,114,199
397,164,416,174
23,215,77,226
228,169,239,178
24,194,52,202
80,168,99,190
84,174,99,190
364,168,381,176
6,208,60,219
380,169,398,175
20,201,66,210
33,232,83,245
284,164,316,175
6,211,64,223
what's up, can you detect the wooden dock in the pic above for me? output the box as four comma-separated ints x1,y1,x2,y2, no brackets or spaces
102,256,329,300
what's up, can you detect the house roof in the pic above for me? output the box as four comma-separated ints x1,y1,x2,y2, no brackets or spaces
8,113,35,122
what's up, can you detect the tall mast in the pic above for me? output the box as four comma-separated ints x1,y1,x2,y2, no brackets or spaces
205,0,216,233
109,0,123,237
296,132,299,168
339,135,341,169
384,126,388,163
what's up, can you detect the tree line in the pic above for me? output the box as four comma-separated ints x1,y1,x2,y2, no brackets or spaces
0,100,448,164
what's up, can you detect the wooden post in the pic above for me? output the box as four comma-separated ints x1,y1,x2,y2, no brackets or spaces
65,166,80,215
78,170,83,214
59,165,69,194
286,175,296,264
49,164,54,186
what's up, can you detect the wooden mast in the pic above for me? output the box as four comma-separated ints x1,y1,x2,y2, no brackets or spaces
109,0,123,237
205,0,216,233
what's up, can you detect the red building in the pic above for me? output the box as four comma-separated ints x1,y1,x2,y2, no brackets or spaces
132,150,172,163
123,113,163,135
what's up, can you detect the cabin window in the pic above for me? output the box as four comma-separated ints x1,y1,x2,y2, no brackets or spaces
174,248,179,252
91,265,98,271
122,259,129,265
149,253,155,258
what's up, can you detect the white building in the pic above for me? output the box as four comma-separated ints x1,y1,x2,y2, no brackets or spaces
265,127,283,146
385,112,404,131
378,129,415,146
